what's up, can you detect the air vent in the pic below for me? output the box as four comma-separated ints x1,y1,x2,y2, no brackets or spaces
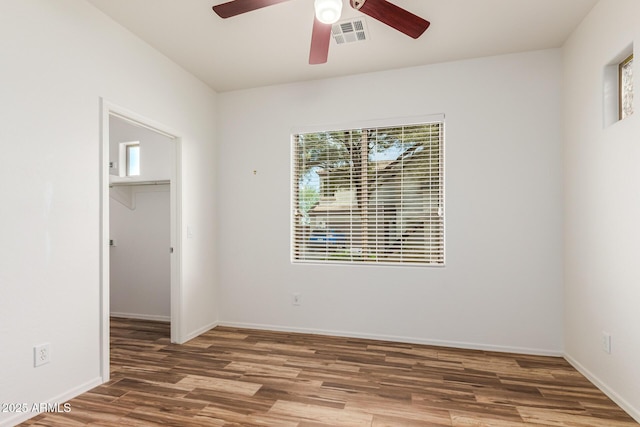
331,17,368,45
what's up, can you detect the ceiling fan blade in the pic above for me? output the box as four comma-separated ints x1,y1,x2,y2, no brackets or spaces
350,0,430,39
309,18,332,65
213,0,291,18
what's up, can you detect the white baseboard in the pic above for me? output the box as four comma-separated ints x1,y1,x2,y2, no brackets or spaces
181,320,219,344
110,312,170,322
216,321,563,357
110,313,216,344
564,354,640,424
0,377,102,427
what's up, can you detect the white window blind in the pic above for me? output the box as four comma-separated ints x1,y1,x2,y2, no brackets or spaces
292,120,444,265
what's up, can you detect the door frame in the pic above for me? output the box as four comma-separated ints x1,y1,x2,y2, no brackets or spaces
99,98,183,381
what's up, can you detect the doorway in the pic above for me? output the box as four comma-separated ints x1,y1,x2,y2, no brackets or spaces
109,115,172,323
99,100,182,381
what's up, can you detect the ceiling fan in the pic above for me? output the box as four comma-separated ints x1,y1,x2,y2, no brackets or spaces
212,0,430,65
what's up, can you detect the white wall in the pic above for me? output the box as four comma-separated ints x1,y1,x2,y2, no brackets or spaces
0,1,217,425
110,186,171,321
563,0,640,421
216,49,564,355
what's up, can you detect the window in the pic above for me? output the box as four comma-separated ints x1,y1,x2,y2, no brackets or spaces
292,119,444,266
604,47,633,128
126,143,140,176
118,141,140,177
619,53,634,120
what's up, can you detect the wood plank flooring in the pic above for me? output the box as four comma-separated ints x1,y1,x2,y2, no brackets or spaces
20,318,638,426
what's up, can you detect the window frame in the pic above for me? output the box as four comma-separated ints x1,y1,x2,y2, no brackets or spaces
117,141,141,177
125,143,140,177
619,53,634,120
291,115,445,267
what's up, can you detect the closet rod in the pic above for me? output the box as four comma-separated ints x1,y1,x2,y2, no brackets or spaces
109,180,169,187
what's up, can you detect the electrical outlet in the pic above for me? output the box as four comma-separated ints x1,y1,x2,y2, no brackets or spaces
292,293,301,306
34,343,50,367
602,332,611,354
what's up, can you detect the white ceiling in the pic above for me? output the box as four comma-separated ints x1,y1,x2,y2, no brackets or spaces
86,0,598,92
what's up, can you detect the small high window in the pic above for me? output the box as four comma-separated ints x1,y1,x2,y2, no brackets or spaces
619,54,634,120
117,141,141,177
604,46,633,128
126,143,140,176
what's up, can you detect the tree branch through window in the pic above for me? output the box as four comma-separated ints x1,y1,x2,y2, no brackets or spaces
292,121,444,265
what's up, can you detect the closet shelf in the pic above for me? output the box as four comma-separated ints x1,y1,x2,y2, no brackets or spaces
110,180,169,187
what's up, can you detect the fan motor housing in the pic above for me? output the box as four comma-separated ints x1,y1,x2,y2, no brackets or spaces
350,0,366,10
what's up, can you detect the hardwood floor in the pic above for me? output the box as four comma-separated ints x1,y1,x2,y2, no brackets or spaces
21,318,638,426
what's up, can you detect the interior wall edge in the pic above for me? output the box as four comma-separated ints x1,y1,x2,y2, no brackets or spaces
216,321,564,358
181,320,220,345
564,353,640,424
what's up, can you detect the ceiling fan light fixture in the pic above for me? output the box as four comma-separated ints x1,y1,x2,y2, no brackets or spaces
314,0,342,24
